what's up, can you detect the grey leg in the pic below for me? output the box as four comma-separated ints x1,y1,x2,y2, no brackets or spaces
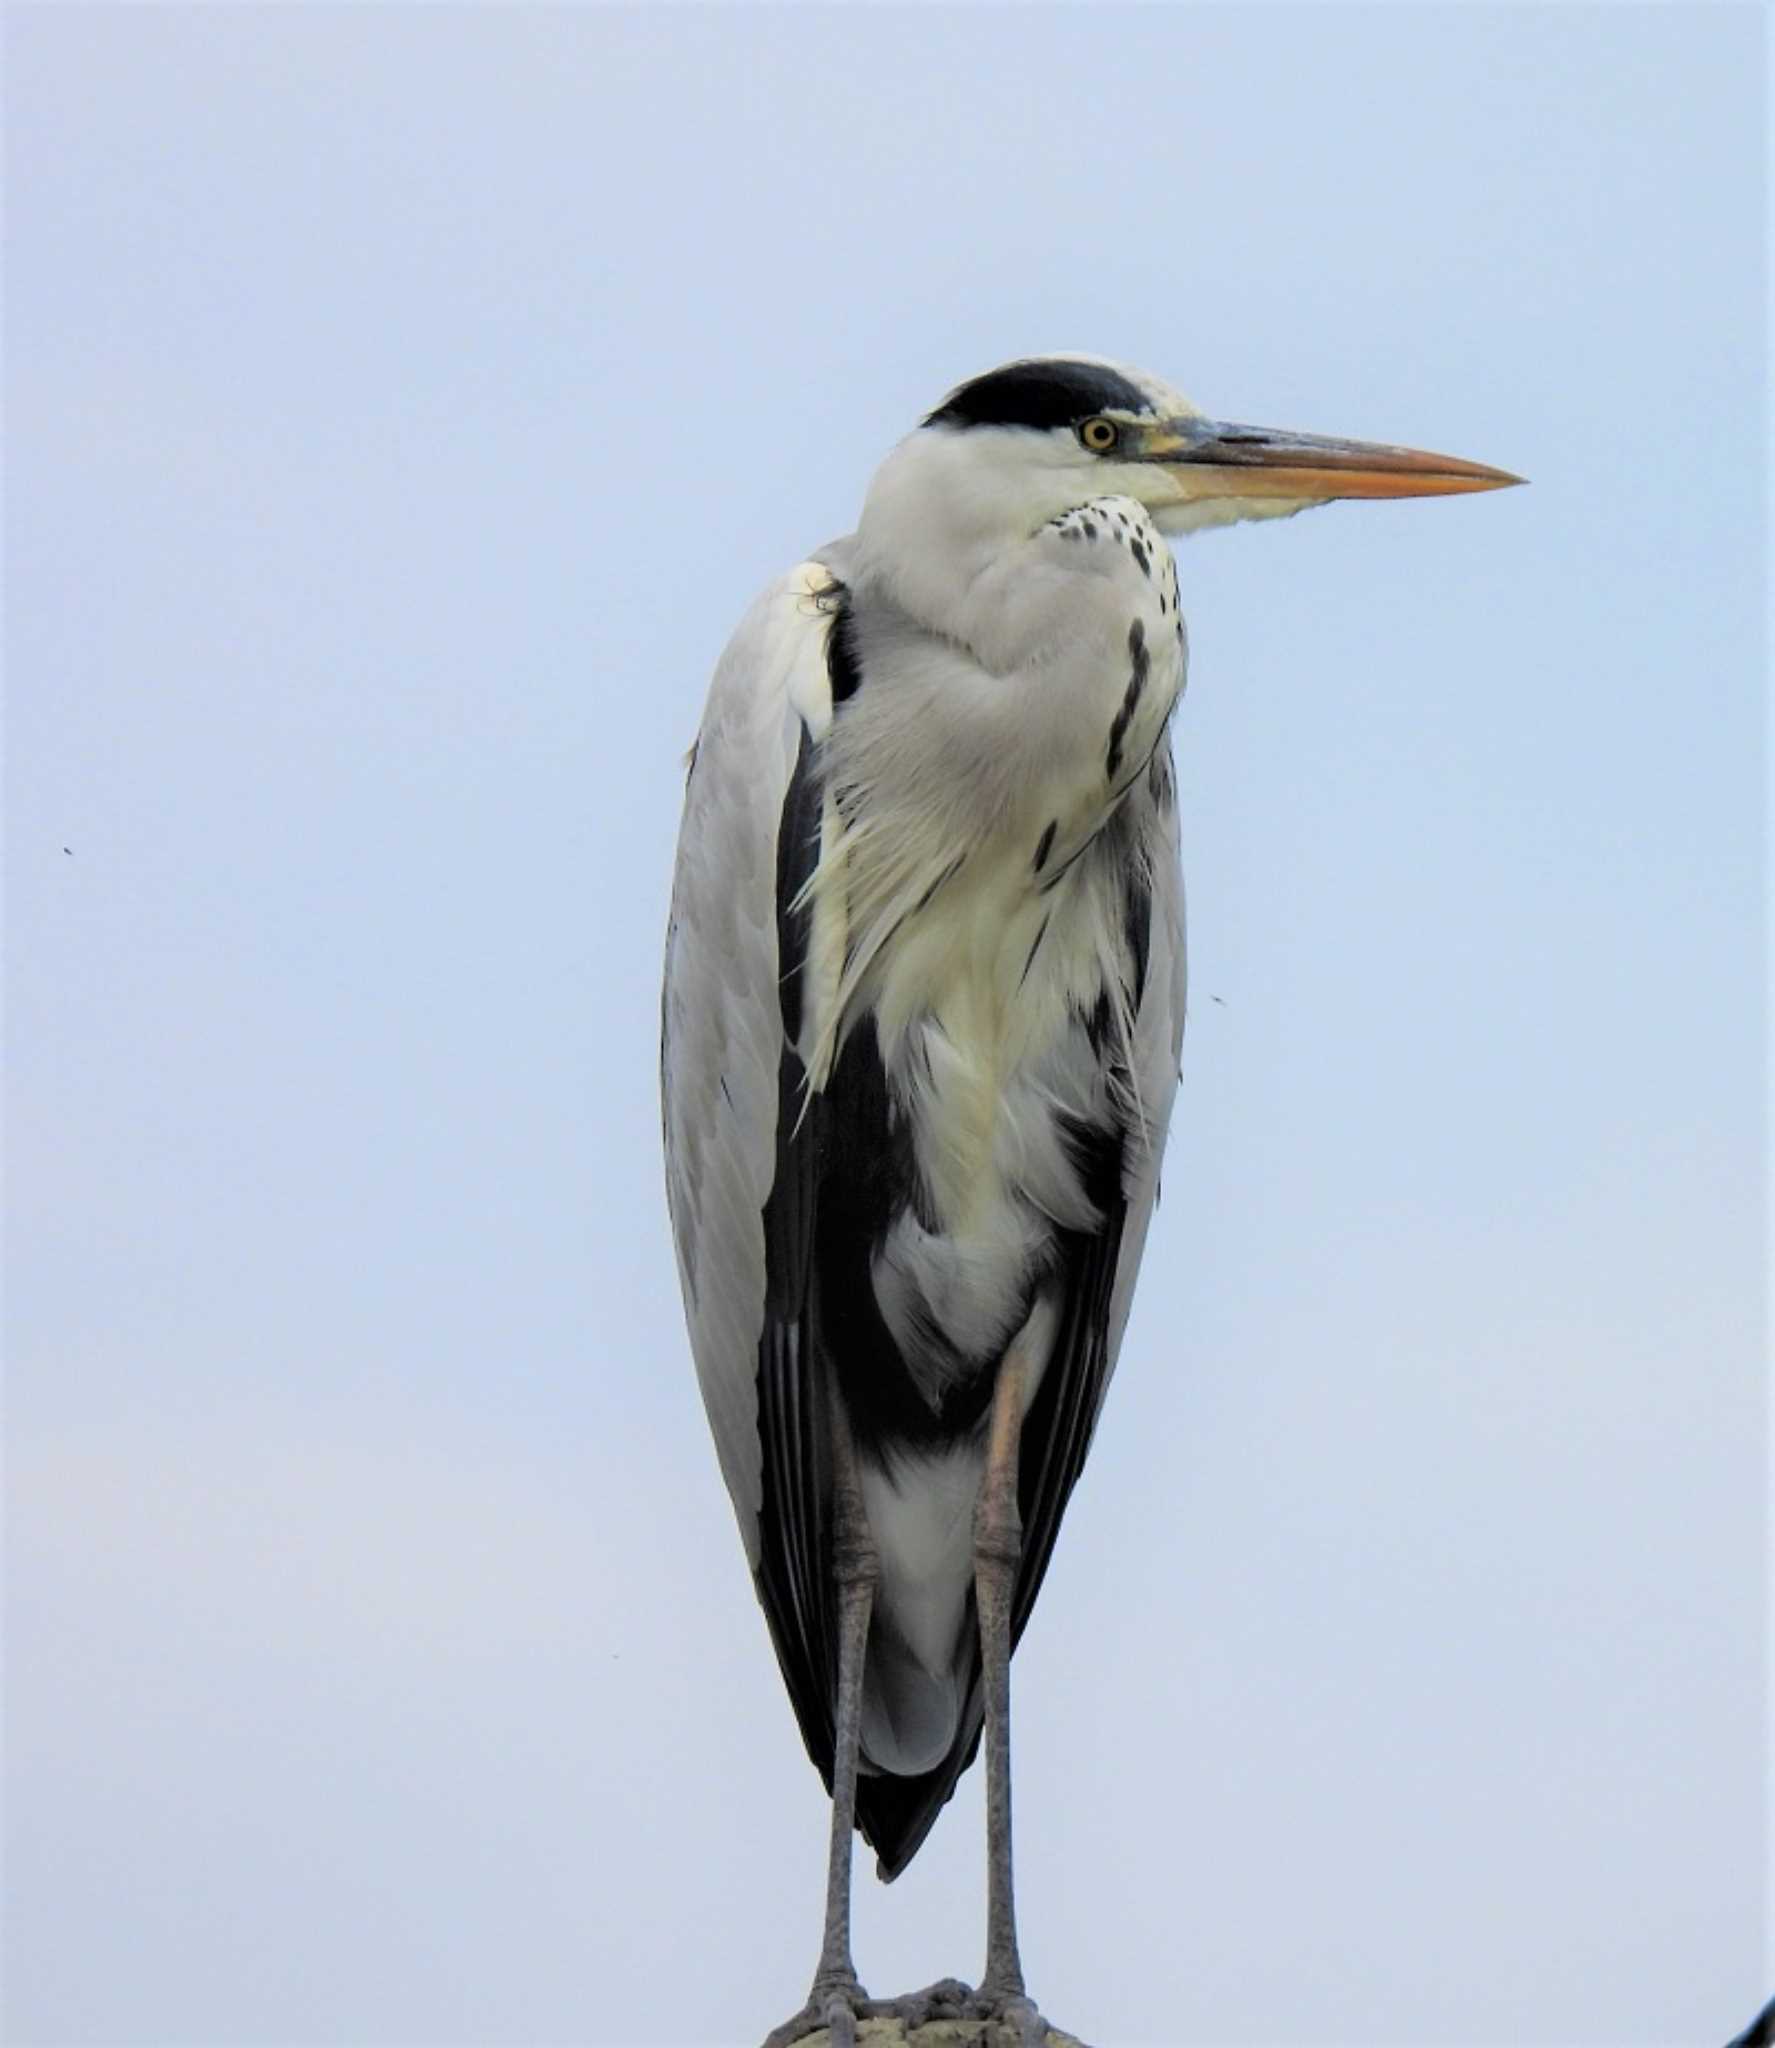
972,1336,1048,2047
883,1323,1064,2046
763,1400,879,2048
811,1426,877,2002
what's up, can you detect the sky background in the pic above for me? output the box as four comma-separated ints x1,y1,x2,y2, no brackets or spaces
5,6,1767,2046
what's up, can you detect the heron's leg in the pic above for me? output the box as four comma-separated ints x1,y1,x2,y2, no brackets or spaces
763,1398,878,2048
812,1401,877,1997
976,1340,1028,1996
972,1335,1047,2046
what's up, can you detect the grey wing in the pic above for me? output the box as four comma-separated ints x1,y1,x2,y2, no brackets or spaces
1106,743,1187,1369
1014,747,1187,1638
660,558,841,1569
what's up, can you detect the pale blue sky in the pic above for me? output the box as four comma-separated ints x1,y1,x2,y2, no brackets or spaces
5,7,1766,2046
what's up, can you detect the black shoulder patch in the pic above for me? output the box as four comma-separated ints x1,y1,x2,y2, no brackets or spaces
924,358,1154,433
826,584,863,705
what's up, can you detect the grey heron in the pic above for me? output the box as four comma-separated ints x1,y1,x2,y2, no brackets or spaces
661,355,1518,2047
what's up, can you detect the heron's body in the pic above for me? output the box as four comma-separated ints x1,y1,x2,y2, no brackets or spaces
660,356,1517,2045
666,494,1186,1864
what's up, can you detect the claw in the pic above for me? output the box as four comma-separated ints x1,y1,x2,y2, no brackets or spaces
761,1972,872,2048
967,1986,1062,2048
995,1992,1051,2048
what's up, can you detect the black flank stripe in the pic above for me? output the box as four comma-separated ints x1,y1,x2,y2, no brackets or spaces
1105,619,1149,782
815,1020,994,1458
1019,915,1051,987
915,853,964,913
1124,863,1151,1013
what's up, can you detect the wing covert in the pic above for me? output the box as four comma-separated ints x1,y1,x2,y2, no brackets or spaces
661,560,839,1567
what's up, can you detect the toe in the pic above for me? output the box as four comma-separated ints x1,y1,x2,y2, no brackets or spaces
1004,1994,1050,2048
760,1973,877,2048
892,1977,974,2028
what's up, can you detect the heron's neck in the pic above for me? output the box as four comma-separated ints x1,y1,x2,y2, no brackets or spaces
853,435,1044,671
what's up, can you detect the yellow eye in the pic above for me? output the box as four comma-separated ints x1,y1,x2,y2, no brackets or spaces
1078,417,1119,453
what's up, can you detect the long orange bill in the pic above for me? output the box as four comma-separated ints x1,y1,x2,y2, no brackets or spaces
1136,416,1524,500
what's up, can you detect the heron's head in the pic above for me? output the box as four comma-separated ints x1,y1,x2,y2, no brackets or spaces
860,353,1520,557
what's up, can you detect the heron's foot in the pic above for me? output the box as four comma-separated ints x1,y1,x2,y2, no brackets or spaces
764,1976,1080,2048
761,1969,876,2048
888,1977,976,2029
963,1983,1058,2048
